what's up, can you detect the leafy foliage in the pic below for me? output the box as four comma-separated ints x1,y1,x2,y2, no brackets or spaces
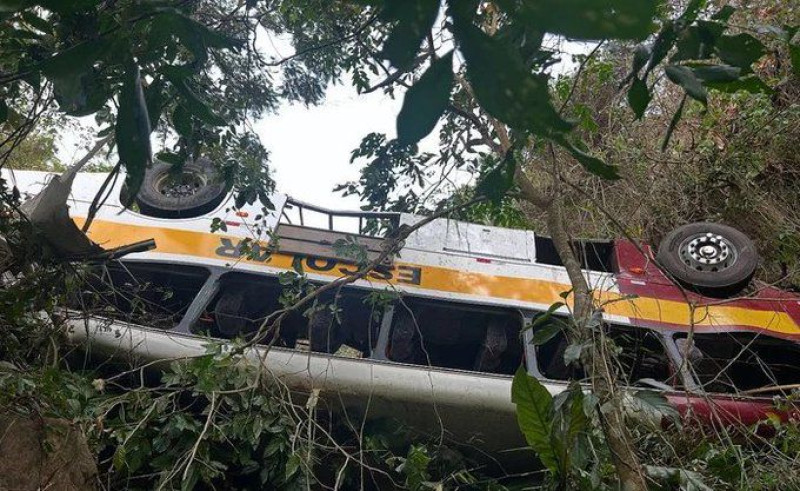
512,367,594,487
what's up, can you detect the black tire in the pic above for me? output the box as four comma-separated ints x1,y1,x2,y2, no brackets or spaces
656,222,758,297
135,158,228,218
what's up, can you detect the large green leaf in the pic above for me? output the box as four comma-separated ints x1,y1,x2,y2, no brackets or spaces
160,66,226,126
661,94,686,152
529,320,563,345
38,38,111,78
20,11,52,33
558,137,620,179
497,0,659,41
715,34,766,73
0,0,30,12
149,12,237,64
711,5,736,22
453,18,571,136
380,0,439,69
396,51,453,145
511,366,557,472
788,41,799,77
475,151,516,205
665,64,707,105
634,390,680,422
116,60,152,206
38,38,113,117
551,383,589,474
52,69,109,116
172,104,193,138
627,77,650,120
689,64,740,82
704,74,773,94
144,79,166,129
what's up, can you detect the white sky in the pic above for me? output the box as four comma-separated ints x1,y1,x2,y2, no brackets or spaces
54,31,589,213
253,82,404,211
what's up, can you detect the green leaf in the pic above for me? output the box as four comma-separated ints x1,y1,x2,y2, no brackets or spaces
38,38,111,78
144,79,165,129
551,383,588,473
396,51,453,145
112,444,126,471
380,0,439,69
116,60,152,206
0,100,7,123
0,0,31,12
789,42,800,78
645,465,713,491
643,21,676,77
559,138,620,180
715,34,766,72
563,342,585,366
665,64,707,105
52,70,109,117
181,465,200,491
526,302,566,335
150,12,237,65
711,5,736,22
475,151,516,205
285,453,301,481
689,64,740,82
671,27,708,63
453,18,571,136
634,390,680,421
530,319,563,346
172,105,192,138
701,73,773,94
161,67,226,126
21,11,51,33
661,94,686,152
511,367,557,472
498,0,659,41
156,151,183,166
679,0,706,23
627,77,650,120
631,45,651,76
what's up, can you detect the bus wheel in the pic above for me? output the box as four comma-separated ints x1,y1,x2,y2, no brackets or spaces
656,222,758,297
135,158,227,218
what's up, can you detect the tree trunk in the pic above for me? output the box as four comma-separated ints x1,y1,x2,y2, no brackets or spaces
517,172,648,491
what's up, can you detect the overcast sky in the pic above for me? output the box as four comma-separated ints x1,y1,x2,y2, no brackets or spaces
53,32,588,212
254,82,404,210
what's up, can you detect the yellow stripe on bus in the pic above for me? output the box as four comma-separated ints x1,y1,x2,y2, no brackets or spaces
77,218,800,336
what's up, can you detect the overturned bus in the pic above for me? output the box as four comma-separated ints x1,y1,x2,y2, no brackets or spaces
6,163,800,458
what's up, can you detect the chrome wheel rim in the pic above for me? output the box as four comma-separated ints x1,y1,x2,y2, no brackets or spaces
679,232,737,272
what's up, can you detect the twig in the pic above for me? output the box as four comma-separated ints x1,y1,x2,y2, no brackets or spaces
182,391,216,483
265,13,379,67
558,40,605,115
237,195,488,354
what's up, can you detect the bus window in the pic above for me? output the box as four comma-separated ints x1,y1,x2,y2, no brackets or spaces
76,261,210,329
534,319,674,386
675,333,800,394
194,272,384,358
386,300,523,375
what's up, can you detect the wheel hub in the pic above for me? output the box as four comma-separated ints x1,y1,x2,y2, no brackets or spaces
679,232,737,272
156,171,206,198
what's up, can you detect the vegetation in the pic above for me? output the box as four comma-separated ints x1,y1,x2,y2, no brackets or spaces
0,0,798,490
